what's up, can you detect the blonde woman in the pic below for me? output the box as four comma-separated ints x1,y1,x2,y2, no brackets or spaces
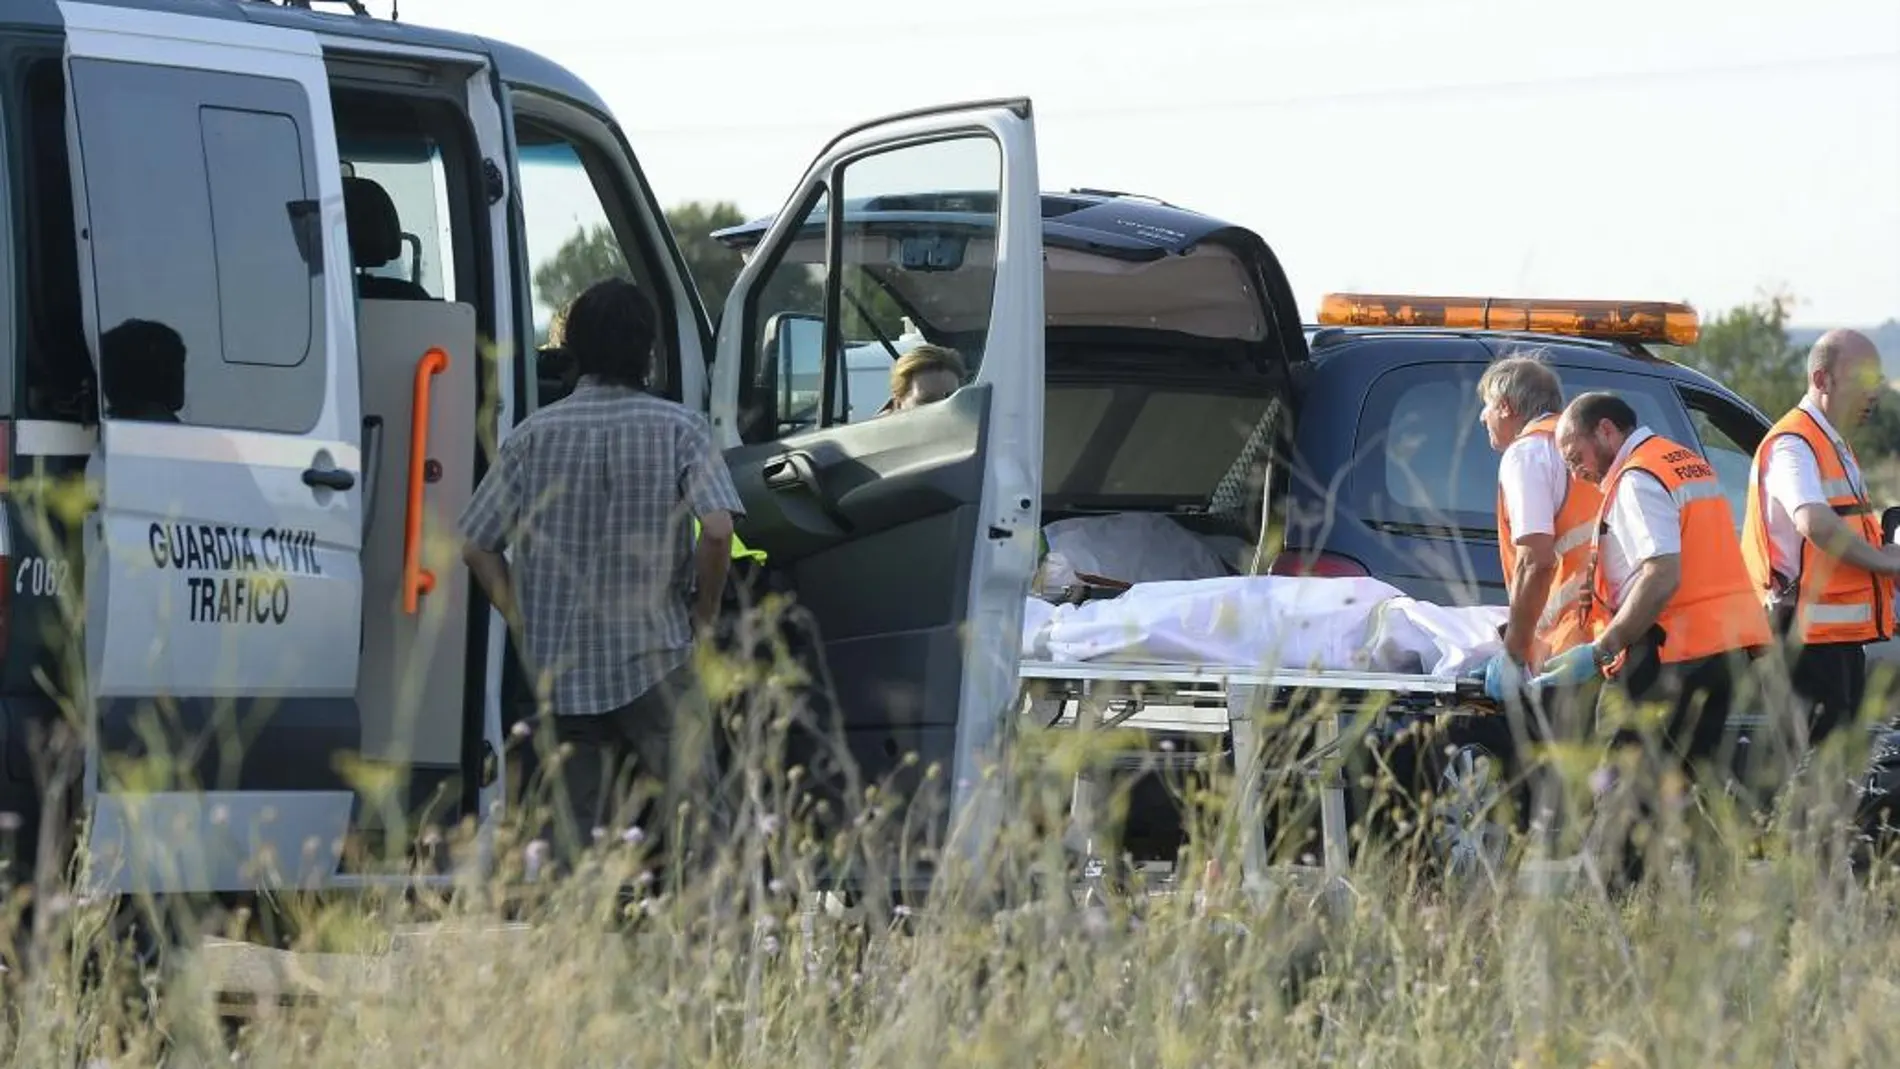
878,344,966,415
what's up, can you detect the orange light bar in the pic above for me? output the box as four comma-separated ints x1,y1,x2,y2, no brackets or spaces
1317,292,1700,347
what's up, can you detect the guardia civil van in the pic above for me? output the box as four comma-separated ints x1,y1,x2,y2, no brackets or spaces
0,0,1050,901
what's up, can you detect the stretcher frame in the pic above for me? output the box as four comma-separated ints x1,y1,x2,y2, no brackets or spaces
1016,658,1487,894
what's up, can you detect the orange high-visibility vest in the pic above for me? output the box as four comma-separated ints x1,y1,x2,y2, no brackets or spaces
1580,433,1771,673
1739,407,1892,646
1496,414,1605,660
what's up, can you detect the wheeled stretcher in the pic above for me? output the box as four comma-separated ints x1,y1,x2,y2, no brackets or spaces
1017,657,1491,892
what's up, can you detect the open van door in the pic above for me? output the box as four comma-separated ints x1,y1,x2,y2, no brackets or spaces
60,5,365,894
709,101,1044,872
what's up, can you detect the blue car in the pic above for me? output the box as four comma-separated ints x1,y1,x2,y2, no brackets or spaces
714,191,1772,611
713,189,1895,872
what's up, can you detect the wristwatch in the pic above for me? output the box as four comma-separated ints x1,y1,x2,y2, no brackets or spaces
1591,643,1617,668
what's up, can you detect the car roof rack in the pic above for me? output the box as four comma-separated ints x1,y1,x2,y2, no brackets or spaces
1068,187,1177,208
241,0,382,18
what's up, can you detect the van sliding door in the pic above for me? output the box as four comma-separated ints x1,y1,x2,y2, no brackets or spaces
61,3,366,895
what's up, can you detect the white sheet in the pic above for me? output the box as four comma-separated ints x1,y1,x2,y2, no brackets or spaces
1040,512,1234,586
1019,575,1507,679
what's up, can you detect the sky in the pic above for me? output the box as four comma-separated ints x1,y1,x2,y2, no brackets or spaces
397,0,1900,329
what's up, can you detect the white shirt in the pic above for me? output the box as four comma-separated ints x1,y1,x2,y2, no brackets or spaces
1596,427,1683,609
1761,398,1865,583
1498,416,1569,543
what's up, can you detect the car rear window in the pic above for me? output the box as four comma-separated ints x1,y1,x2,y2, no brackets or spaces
1352,361,1696,537
1045,382,1278,507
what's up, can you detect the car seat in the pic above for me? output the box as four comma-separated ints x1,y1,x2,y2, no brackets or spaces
344,175,433,301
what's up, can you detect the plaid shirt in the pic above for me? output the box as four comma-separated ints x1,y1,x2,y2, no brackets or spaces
458,378,745,717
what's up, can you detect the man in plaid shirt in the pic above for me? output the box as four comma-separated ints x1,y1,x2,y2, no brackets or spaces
459,277,744,877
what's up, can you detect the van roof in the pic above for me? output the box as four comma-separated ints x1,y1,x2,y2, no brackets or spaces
7,0,612,117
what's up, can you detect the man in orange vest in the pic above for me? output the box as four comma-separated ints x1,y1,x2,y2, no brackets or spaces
1740,329,1899,758
1469,355,1606,836
1475,354,1605,689
1548,391,1773,887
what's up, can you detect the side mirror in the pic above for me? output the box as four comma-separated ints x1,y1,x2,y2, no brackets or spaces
764,311,826,432
1883,506,1900,546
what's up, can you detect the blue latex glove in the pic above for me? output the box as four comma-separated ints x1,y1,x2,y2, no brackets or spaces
1479,652,1525,702
1529,642,1601,689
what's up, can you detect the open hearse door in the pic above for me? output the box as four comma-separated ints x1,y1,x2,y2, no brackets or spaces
709,100,1045,881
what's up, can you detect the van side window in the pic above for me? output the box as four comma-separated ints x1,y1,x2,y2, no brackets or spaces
334,93,460,304
202,107,317,370
513,116,673,402
737,136,1002,443
1679,387,1767,532
68,59,325,433
738,188,828,439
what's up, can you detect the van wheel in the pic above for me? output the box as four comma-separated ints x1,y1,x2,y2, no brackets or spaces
1431,744,1509,882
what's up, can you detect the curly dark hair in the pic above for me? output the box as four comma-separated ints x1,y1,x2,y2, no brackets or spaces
1564,390,1639,436
564,277,657,388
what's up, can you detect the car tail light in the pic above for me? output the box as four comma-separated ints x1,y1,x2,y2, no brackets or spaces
1267,549,1369,578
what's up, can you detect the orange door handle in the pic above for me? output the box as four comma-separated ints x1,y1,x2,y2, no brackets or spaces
403,347,449,615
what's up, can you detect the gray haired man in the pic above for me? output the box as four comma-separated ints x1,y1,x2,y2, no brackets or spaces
1464,353,1606,838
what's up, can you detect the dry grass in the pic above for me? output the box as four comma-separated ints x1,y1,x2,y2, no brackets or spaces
3,469,1900,1068
3,628,1900,1069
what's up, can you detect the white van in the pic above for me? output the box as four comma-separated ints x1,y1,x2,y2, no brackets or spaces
0,0,1053,900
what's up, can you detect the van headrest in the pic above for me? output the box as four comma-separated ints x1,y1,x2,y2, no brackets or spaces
343,175,403,268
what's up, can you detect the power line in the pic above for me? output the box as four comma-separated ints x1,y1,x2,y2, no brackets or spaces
1052,48,1900,121
586,0,1888,54
577,0,1350,49
621,48,1899,142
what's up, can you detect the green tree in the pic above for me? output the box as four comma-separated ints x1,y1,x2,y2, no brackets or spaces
1672,293,1900,492
534,201,831,333
532,223,626,317
665,201,749,316
530,203,749,322
840,270,912,343
1671,293,1806,418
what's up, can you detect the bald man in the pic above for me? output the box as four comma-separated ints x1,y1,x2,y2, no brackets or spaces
1741,329,1900,756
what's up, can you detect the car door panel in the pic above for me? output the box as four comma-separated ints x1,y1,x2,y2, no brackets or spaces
711,103,1042,875
737,384,988,695
350,300,480,822
726,383,988,562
